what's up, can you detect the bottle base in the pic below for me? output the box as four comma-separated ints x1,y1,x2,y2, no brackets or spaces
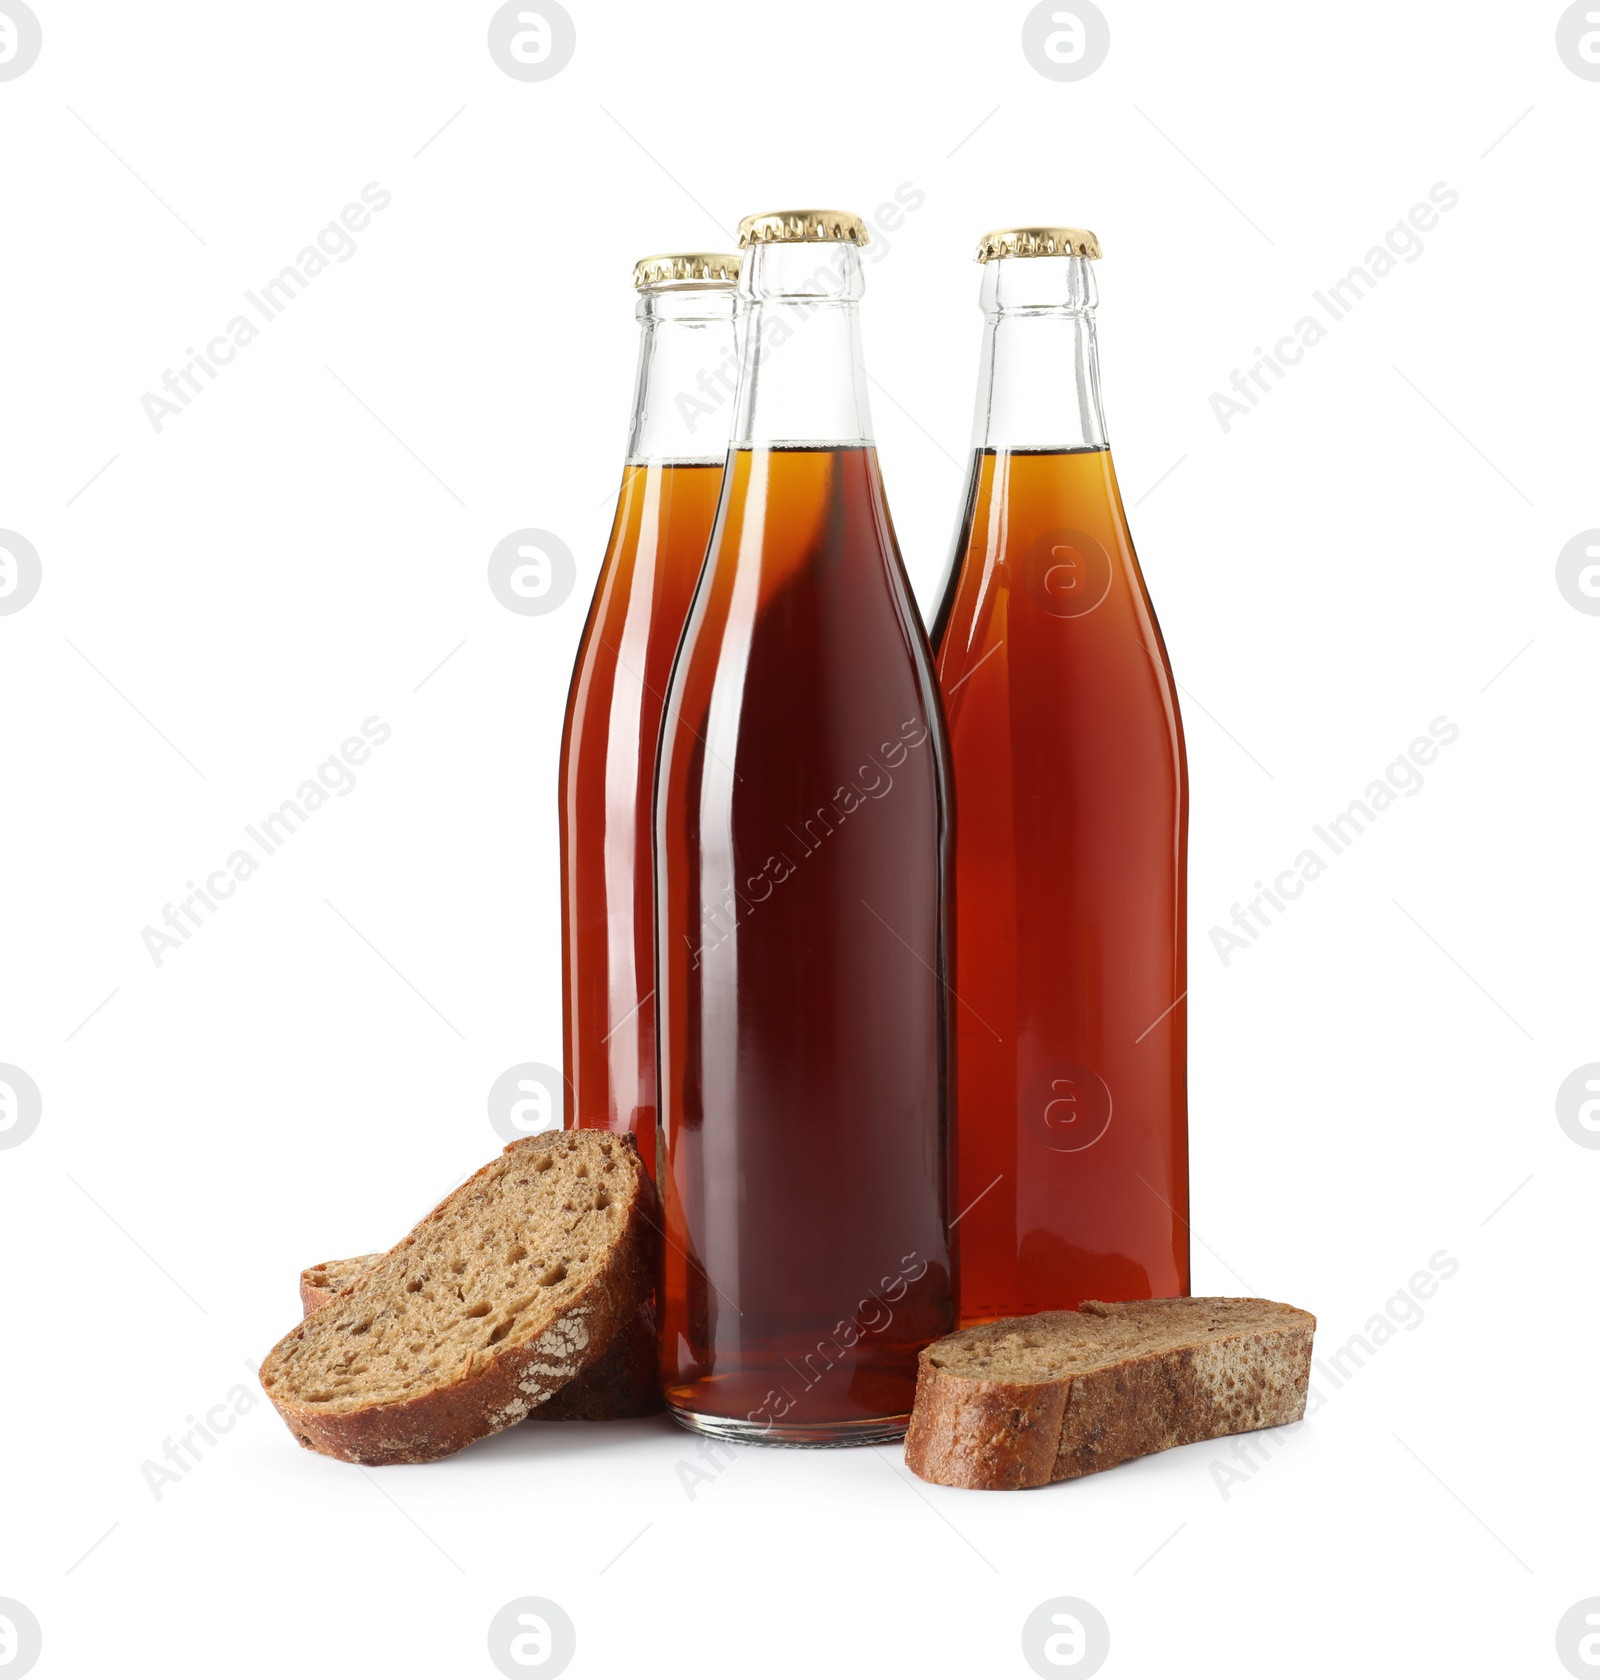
667,1406,909,1448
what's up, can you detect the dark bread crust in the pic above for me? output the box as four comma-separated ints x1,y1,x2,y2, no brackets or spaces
904,1298,1316,1490
261,1133,659,1464
524,1301,661,1421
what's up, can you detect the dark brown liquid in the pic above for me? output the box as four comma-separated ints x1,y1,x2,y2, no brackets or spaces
932,446,1189,1324
657,446,954,1437
560,462,723,1173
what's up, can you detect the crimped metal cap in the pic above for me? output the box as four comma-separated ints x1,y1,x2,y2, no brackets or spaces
737,209,870,247
975,226,1102,262
631,252,741,290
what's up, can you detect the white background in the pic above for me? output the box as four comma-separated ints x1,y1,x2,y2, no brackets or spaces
2,3,1596,1677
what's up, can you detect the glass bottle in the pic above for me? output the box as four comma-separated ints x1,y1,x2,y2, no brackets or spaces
560,252,741,1176
656,210,954,1443
930,226,1190,1324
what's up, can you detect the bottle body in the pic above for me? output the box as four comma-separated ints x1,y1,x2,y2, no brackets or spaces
657,229,953,1442
932,244,1189,1324
560,272,738,1174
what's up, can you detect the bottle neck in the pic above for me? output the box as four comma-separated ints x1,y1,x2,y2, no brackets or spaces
626,287,739,465
733,242,875,449
969,254,1108,452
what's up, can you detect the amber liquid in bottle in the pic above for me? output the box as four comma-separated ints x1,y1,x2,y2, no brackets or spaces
657,235,953,1443
560,270,738,1173
932,246,1189,1324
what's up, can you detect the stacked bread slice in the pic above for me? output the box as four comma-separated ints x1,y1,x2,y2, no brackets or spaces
260,1131,659,1465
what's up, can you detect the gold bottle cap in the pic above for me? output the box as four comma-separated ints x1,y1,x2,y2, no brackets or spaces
737,209,871,248
975,226,1102,263
632,252,741,290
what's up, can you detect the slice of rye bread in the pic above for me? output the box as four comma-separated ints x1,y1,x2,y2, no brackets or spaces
904,1297,1316,1490
260,1131,658,1464
299,1261,661,1421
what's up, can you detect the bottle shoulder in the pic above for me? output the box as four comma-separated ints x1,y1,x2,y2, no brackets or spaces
933,447,1183,725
